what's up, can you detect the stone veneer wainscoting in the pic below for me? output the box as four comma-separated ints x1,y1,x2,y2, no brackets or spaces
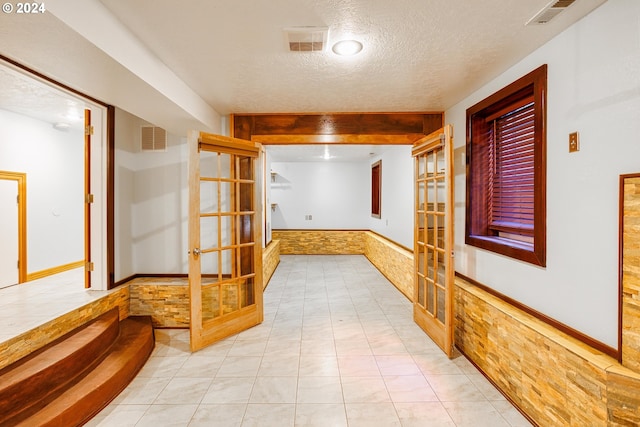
455,277,640,426
127,242,282,328
622,175,640,373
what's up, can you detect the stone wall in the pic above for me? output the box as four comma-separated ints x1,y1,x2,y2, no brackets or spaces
622,175,640,372
128,277,190,328
363,231,413,300
455,277,640,426
263,240,280,289
272,230,365,254
0,286,129,370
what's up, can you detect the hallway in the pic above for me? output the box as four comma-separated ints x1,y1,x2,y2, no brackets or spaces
89,255,532,426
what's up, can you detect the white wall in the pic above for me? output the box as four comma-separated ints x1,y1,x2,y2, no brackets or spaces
446,0,640,348
368,146,414,249
0,109,84,273
270,161,369,230
115,108,188,277
270,149,414,249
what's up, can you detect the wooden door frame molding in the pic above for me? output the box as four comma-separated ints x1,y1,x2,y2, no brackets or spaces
0,171,27,283
230,112,443,144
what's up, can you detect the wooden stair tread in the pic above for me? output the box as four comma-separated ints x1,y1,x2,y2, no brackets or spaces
14,316,155,427
0,308,120,426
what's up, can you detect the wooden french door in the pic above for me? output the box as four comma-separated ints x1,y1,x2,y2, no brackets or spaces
412,125,454,357
188,131,263,352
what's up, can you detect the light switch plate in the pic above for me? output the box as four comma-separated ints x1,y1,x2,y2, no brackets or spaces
569,132,579,153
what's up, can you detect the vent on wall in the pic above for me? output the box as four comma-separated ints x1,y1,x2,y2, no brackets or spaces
526,0,576,25
284,27,328,52
141,126,167,151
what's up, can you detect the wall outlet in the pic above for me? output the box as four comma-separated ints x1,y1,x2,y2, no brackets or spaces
305,215,312,220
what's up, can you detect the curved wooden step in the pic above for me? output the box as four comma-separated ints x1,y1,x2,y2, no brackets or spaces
15,316,155,427
0,308,121,426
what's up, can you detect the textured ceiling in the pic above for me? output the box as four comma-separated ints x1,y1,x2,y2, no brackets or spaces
98,0,606,115
0,65,87,130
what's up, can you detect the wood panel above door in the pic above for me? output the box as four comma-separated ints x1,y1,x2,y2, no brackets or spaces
230,112,443,144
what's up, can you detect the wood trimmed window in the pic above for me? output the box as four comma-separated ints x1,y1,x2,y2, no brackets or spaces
465,64,547,267
371,160,381,218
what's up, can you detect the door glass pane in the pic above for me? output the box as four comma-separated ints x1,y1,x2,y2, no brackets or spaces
200,151,218,178
239,157,252,180
221,248,233,276
436,148,445,177
436,286,445,323
239,214,253,244
427,180,437,210
240,183,253,212
241,277,255,308
201,216,219,251
220,182,231,212
221,215,232,247
219,153,232,179
222,283,239,314
202,284,221,321
427,281,434,314
200,180,218,213
418,155,426,179
417,275,425,307
201,251,219,277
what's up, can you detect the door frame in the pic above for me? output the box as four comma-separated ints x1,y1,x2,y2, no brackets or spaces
0,171,27,284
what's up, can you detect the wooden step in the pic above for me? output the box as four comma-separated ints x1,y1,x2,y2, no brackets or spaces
0,308,121,426
14,315,155,427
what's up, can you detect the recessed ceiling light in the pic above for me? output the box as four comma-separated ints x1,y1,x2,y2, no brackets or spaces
332,40,363,56
53,122,71,131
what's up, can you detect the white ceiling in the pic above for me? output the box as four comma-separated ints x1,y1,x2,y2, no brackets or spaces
0,0,607,158
97,0,606,115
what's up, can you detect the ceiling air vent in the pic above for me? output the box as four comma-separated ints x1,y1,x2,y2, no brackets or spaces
141,126,167,152
284,26,328,52
526,0,576,25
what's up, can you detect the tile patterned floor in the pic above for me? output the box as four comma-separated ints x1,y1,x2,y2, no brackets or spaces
86,255,533,426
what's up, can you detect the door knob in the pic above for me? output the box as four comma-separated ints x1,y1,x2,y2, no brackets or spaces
189,248,201,257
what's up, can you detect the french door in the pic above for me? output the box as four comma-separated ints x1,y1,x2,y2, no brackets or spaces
413,125,454,357
188,131,263,352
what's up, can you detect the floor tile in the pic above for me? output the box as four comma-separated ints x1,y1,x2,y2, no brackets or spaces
241,403,295,427
394,402,455,427
383,375,438,402
427,374,487,402
153,377,212,404
341,376,390,403
294,403,348,427
201,377,255,404
442,401,511,427
188,404,246,427
345,402,401,427
134,404,198,427
249,376,298,403
297,376,343,403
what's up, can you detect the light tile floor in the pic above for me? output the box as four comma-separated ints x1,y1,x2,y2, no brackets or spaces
88,255,533,427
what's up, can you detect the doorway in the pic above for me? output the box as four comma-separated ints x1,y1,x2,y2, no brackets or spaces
0,172,26,288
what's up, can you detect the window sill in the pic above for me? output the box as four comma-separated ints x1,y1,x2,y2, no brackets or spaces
466,234,545,267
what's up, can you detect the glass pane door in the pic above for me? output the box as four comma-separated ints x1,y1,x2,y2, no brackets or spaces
412,125,454,357
188,131,263,352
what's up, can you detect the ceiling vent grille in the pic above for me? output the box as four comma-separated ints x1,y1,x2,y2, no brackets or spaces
284,27,328,52
526,0,576,25
141,126,167,151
